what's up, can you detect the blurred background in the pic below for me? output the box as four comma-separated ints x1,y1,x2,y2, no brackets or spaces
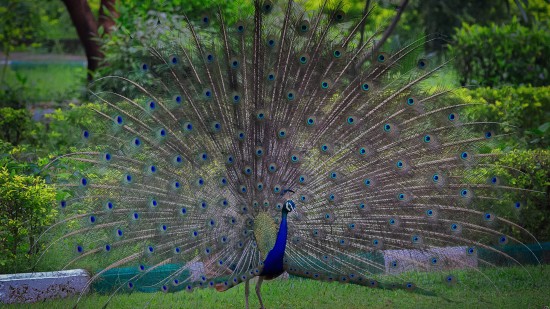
0,0,548,274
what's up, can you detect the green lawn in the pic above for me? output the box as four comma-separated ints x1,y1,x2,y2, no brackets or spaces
1,62,86,103
6,265,550,308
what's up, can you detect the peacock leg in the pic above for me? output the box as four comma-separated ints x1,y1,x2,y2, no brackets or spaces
245,279,250,309
255,276,265,309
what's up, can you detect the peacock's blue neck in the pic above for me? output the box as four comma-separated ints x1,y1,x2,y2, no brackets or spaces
259,211,288,278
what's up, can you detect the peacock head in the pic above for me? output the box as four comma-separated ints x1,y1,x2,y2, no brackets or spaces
284,200,296,213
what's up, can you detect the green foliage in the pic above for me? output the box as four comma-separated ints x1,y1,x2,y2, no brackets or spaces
0,149,57,273
0,0,42,54
450,18,550,87
35,103,100,155
0,107,32,145
493,149,550,242
461,86,550,148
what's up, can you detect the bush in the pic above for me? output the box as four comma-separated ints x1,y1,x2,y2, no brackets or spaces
0,154,57,273
462,86,550,149
0,107,33,145
450,18,550,87
491,149,550,243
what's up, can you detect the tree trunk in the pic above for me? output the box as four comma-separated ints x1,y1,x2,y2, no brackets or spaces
61,0,117,81
99,0,118,35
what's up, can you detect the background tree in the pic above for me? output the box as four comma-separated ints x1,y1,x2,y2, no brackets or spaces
61,0,117,81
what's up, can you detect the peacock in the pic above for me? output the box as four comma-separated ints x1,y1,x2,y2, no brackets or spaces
39,0,543,308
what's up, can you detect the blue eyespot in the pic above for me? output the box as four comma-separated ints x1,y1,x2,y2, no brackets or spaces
333,50,342,58
267,73,275,81
361,83,369,91
417,59,427,69
291,155,299,163
278,130,287,138
268,163,277,172
287,91,295,100
81,177,88,186
448,113,456,121
321,81,329,89
115,115,123,124
460,152,469,160
377,54,385,62
364,179,371,186
407,97,414,105
396,160,404,168
267,39,276,47
117,229,123,236
133,138,141,146
125,174,132,183
77,245,83,253
175,95,182,104
514,201,521,209
60,200,67,208
321,144,329,152
82,130,90,139
299,175,306,183
467,247,475,255
426,209,434,217
347,116,355,124
306,117,315,125
383,124,391,132
389,218,396,225
133,212,139,220
141,63,148,71
105,244,111,252
423,135,431,143
89,215,96,223
149,101,156,110
231,59,239,69
257,111,265,120
226,155,234,164
206,54,214,63
499,235,508,244
233,94,240,103
237,24,244,32
460,189,469,197
485,131,492,138
432,173,439,182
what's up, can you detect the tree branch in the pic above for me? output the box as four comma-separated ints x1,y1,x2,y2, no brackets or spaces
355,0,409,71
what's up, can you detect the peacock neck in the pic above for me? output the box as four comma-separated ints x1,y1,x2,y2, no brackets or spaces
259,210,288,278
274,211,288,253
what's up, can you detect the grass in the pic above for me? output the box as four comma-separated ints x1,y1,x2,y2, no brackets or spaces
1,63,86,103
5,265,550,308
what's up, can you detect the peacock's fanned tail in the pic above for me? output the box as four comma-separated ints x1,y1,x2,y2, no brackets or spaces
41,0,541,304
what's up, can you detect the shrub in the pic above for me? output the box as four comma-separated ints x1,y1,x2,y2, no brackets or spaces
461,86,550,149
0,107,33,145
0,159,57,273
491,149,550,243
450,18,550,87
